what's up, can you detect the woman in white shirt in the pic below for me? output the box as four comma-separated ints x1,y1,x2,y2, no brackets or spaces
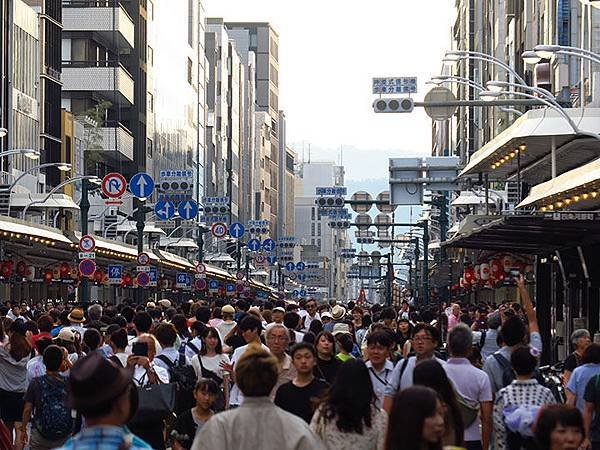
191,327,230,410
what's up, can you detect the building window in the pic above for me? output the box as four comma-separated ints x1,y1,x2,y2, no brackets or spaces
187,58,193,85
317,239,321,248
147,92,154,112
311,223,315,236
148,46,154,66
188,0,194,47
146,138,153,157
148,0,154,19
317,223,321,235
311,207,315,220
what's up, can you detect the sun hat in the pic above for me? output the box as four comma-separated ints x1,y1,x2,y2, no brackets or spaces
67,308,85,324
332,323,352,336
158,299,172,308
55,327,76,343
331,305,347,321
221,305,235,314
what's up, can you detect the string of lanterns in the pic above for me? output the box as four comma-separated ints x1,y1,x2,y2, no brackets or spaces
489,144,526,170
452,255,534,291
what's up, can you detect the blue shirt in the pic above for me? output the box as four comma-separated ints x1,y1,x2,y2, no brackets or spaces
567,363,600,411
55,425,152,450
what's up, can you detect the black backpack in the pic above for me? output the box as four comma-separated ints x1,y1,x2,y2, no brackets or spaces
156,346,196,414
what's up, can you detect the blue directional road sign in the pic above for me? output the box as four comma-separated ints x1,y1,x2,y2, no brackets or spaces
247,238,261,251
155,200,175,220
285,262,296,271
130,172,154,199
296,262,306,271
266,255,277,265
229,222,245,239
178,200,199,220
299,289,307,297
292,290,300,298
262,238,276,252
298,273,307,282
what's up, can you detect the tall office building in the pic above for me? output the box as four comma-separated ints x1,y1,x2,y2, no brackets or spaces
226,22,282,236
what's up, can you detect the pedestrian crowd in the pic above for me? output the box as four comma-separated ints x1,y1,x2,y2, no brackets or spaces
0,277,595,450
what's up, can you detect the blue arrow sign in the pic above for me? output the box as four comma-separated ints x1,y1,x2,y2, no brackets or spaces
178,200,199,220
155,200,175,220
247,238,261,251
130,172,154,199
292,290,300,298
266,255,277,265
296,262,306,271
285,262,296,271
262,238,276,252
298,274,307,282
299,289,307,297
229,222,245,239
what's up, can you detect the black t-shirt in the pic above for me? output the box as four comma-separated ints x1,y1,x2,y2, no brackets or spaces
274,378,328,423
314,357,341,385
564,352,581,373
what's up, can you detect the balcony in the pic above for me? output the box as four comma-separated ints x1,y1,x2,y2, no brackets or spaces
62,61,134,106
62,1,134,50
85,122,134,163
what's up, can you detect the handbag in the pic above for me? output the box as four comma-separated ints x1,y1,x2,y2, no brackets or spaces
128,370,177,425
197,356,226,412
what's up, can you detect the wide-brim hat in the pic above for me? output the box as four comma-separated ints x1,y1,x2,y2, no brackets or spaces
331,305,347,321
332,323,352,336
67,352,133,411
158,299,172,309
67,308,85,323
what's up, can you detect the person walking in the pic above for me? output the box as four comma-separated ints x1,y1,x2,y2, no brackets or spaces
314,331,341,384
383,323,445,412
444,324,493,450
365,331,395,409
564,329,592,387
310,359,387,450
192,347,325,450
493,346,555,450
20,345,73,450
567,343,600,412
265,323,297,397
54,352,152,449
385,386,445,450
275,343,327,423
536,405,584,450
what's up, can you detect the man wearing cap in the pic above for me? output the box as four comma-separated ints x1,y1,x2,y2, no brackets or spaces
272,307,285,325
55,352,152,450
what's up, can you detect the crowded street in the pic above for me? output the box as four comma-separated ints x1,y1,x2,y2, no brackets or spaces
2,0,600,449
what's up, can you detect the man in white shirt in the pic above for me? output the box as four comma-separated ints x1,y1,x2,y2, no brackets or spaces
184,321,204,360
445,324,493,450
216,305,237,342
300,299,320,333
229,315,270,407
153,323,190,371
383,323,445,413
130,334,170,385
365,330,395,409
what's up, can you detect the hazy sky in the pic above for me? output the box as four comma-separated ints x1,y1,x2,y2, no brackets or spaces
206,0,456,180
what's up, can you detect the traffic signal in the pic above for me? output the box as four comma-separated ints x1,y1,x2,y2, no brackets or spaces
357,237,375,244
203,205,230,214
329,220,350,229
316,197,344,207
373,97,414,113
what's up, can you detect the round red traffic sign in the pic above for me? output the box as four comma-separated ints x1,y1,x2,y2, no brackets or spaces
79,235,96,252
211,222,228,238
101,172,127,199
236,271,244,280
236,283,245,293
137,252,150,266
195,278,207,290
79,259,96,277
255,254,266,264
136,272,150,287
195,263,207,274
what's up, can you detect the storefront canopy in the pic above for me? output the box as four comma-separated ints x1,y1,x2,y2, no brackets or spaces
443,213,600,254
518,157,600,210
10,193,80,210
458,108,600,184
0,216,72,245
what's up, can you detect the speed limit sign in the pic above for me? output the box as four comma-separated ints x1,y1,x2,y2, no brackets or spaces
211,222,228,238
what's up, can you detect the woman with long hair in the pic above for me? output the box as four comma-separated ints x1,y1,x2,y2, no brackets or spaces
314,331,341,385
385,386,445,450
397,318,414,358
310,359,387,450
413,359,464,447
190,327,230,410
0,320,33,449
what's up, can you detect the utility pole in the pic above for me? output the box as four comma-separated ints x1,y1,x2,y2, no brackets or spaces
422,220,430,304
134,198,151,305
79,179,90,308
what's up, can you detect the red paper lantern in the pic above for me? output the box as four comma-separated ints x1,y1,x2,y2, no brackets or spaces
1,263,12,278
44,269,53,283
94,270,104,283
60,263,70,277
490,259,502,279
464,267,476,284
474,265,481,281
123,274,133,285
480,262,491,281
502,255,513,273
16,261,27,276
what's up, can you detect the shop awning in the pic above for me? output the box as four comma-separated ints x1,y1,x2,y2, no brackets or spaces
116,221,167,236
158,238,199,249
451,191,497,206
518,157,600,210
443,213,600,254
458,108,600,184
204,253,235,263
10,193,80,210
73,232,159,262
156,250,195,270
206,264,233,280
0,216,72,244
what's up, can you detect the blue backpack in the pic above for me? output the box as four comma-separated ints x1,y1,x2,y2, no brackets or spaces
36,375,73,440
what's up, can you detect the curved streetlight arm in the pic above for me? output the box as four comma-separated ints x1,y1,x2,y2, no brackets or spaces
122,213,157,242
0,149,39,158
450,51,528,86
433,77,523,116
488,80,562,109
8,163,70,193
103,215,130,238
494,90,599,139
536,45,600,64
21,175,98,219
553,49,600,66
